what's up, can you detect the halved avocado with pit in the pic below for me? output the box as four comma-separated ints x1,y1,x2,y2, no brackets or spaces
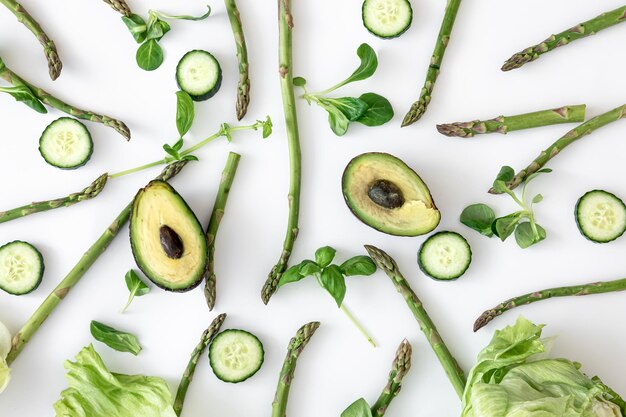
342,153,440,236
130,180,207,292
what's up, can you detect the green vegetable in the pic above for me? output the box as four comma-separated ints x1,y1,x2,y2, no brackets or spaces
278,246,377,346
576,190,626,243
489,104,626,194
342,398,373,417
437,105,587,137
53,345,176,417
0,320,11,394
462,166,550,249
365,245,466,398
176,50,222,101
0,0,62,80
209,329,264,383
102,0,132,17
462,316,625,417
262,0,303,305
362,0,413,39
90,321,142,355
0,56,130,140
502,6,626,71
136,39,164,71
402,0,463,126
121,269,150,313
0,84,46,113
174,313,226,416
0,241,45,295
175,91,195,138
418,231,472,281
224,0,250,120
39,117,94,169
474,277,626,332
122,14,147,42
0,173,107,225
271,322,320,417
6,161,189,366
295,44,393,136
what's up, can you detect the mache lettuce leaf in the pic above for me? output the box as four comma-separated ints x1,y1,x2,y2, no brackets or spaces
0,320,12,394
54,344,176,417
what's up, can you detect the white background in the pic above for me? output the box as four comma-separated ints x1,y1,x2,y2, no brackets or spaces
1,0,625,415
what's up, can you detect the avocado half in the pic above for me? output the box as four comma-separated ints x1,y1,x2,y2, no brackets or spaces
342,153,440,236
130,180,207,292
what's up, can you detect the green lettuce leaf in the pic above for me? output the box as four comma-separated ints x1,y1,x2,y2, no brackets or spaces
461,317,624,417
0,320,11,394
54,345,175,417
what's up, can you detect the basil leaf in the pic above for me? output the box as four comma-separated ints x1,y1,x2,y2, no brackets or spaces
162,144,179,159
341,398,373,417
121,14,147,43
342,43,378,86
340,256,376,277
175,91,195,137
356,93,393,126
293,77,307,87
0,85,47,114
320,265,346,307
172,138,184,151
122,270,150,313
278,265,306,288
494,212,524,241
182,155,199,162
460,203,496,237
136,39,164,71
322,97,368,122
90,321,142,355
315,246,336,268
515,222,546,249
299,260,321,276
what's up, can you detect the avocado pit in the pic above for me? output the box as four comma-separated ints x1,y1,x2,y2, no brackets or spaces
159,225,184,259
368,179,405,209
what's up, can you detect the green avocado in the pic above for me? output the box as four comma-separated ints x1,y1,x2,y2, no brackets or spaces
342,152,440,236
130,180,207,292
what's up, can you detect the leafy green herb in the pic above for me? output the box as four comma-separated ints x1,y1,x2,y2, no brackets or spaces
460,167,551,249
136,39,164,71
356,93,394,126
90,321,142,355
175,91,195,137
121,14,147,43
122,269,150,313
340,256,377,276
149,5,212,21
0,85,47,114
315,246,336,268
341,398,373,417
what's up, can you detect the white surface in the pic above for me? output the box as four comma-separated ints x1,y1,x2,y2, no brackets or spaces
1,0,625,415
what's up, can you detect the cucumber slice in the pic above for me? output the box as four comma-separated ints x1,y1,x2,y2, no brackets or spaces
176,50,222,101
418,231,471,281
575,190,626,243
0,241,44,295
39,117,93,169
209,329,264,383
362,0,413,39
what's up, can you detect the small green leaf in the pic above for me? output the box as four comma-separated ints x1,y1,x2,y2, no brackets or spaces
151,5,211,21
182,155,198,162
340,256,376,276
460,203,496,237
136,39,164,71
122,270,150,313
121,14,147,43
341,398,373,417
175,91,195,137
343,43,378,86
146,17,170,41
356,93,394,126
491,180,510,194
90,321,142,355
293,77,307,87
278,265,305,288
172,138,184,151
515,222,546,249
321,97,368,122
494,212,524,241
532,194,543,204
318,102,351,136
260,116,273,138
299,260,321,276
220,123,233,142
315,246,336,268
320,265,346,307
495,166,515,183
0,85,47,114
162,144,179,159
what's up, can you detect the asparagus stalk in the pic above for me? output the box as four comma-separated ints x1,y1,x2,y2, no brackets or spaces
489,104,626,194
474,277,626,332
173,313,226,416
5,161,189,365
262,0,302,305
224,0,250,120
101,0,132,17
401,0,463,127
365,245,466,398
502,6,626,71
0,57,130,140
271,321,320,417
437,105,586,138
0,0,62,80
0,173,108,224
371,339,413,417
203,152,241,310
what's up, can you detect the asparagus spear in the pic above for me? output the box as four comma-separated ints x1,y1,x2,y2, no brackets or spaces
271,321,320,417
173,313,226,416
203,152,241,310
224,0,250,120
474,277,626,332
0,0,62,80
365,245,466,398
371,339,413,417
0,57,130,140
401,0,463,127
101,0,132,17
0,173,108,224
437,105,586,138
262,0,303,305
502,5,626,71
489,104,626,194
5,161,188,365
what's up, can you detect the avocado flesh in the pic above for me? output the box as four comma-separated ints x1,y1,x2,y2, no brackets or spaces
130,180,207,291
342,153,440,236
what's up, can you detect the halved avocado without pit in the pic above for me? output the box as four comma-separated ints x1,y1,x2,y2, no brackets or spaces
130,180,207,292
342,153,440,236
